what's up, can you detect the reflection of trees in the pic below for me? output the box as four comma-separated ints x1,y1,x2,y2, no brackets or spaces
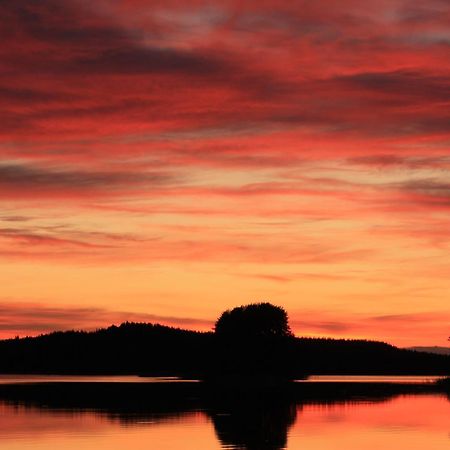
208,392,297,450
435,377,450,401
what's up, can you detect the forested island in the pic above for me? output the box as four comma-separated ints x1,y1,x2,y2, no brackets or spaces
0,303,448,377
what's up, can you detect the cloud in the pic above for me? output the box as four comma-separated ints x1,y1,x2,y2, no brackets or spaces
0,302,213,337
292,319,352,333
290,310,450,345
0,0,449,347
0,214,32,222
236,272,353,283
400,179,450,198
0,162,176,198
0,228,110,249
72,47,227,76
393,179,450,209
333,70,450,103
348,155,450,170
1,0,228,77
1,0,448,146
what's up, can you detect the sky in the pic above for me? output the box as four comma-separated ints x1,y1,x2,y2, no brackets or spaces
0,0,449,346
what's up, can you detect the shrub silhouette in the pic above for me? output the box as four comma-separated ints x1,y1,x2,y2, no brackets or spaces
214,303,292,339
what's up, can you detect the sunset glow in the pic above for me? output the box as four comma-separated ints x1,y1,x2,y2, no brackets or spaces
1,0,449,346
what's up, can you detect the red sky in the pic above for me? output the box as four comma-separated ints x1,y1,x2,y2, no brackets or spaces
0,0,449,346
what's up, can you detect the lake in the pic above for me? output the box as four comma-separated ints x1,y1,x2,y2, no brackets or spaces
0,383,448,450
0,374,443,384
0,375,196,384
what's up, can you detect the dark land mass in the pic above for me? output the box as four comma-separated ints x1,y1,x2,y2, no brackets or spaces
407,346,450,356
0,321,448,376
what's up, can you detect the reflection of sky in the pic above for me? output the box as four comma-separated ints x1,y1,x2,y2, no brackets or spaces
289,395,450,450
0,375,201,384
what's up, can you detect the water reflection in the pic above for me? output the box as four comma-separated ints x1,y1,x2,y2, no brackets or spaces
209,393,297,450
0,383,448,450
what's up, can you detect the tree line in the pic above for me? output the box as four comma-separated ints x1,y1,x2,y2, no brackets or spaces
0,303,448,376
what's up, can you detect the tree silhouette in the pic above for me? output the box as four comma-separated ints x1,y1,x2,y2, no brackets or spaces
215,303,292,339
209,303,295,380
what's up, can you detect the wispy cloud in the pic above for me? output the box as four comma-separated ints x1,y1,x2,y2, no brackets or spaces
0,0,448,345
0,162,176,198
290,310,450,346
0,302,213,338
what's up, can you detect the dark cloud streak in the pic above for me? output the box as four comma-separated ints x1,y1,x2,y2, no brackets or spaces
0,302,213,337
0,162,175,193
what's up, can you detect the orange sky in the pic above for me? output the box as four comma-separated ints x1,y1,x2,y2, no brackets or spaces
0,0,449,346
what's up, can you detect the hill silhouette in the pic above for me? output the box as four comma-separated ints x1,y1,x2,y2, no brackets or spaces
0,320,448,376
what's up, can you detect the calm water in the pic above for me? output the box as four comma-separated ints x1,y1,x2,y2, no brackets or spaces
0,374,443,384
0,375,196,384
300,375,444,383
0,393,448,450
